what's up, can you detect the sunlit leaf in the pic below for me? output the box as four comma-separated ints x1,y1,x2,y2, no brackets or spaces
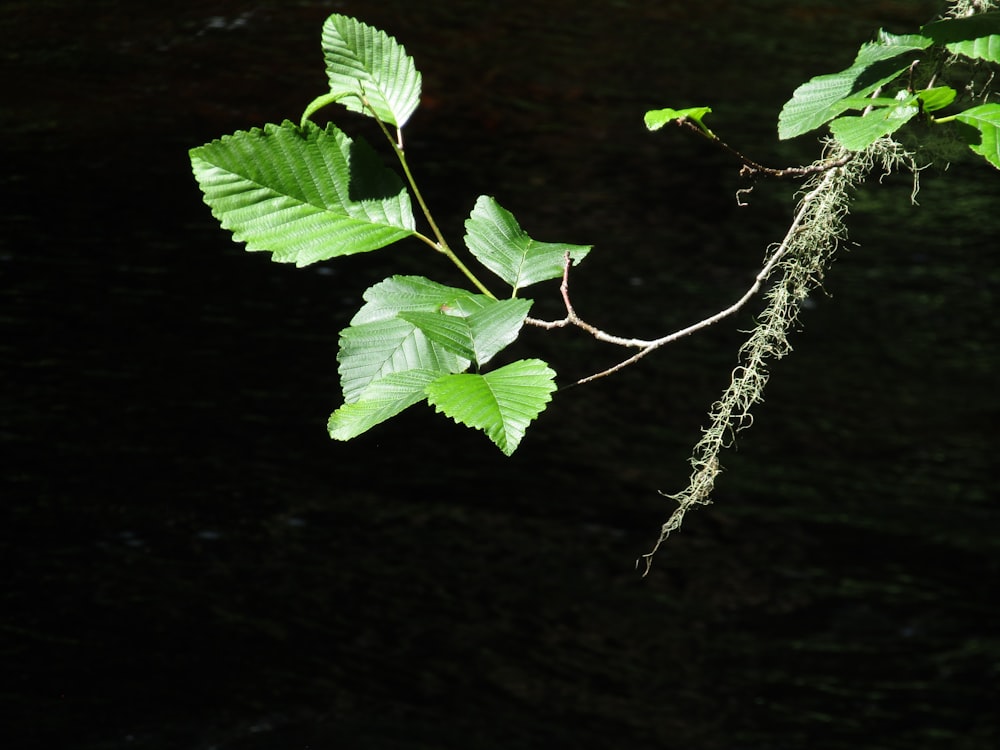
190,121,414,266
916,86,957,113
338,276,484,399
923,12,1000,63
836,94,911,110
946,34,1000,63
778,31,932,140
349,275,483,325
338,318,469,404
465,196,591,294
644,106,714,136
829,103,919,151
955,103,1000,169
328,369,440,440
400,298,532,365
322,14,421,127
426,359,557,455
338,276,504,402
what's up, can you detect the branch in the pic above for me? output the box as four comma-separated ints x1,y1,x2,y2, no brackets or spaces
676,119,853,178
526,158,853,386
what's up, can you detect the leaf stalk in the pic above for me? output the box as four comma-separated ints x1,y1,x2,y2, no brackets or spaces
361,92,497,299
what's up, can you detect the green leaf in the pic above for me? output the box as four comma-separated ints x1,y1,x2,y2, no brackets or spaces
339,318,469,404
955,103,1000,169
945,34,1000,63
349,275,483,325
778,31,932,140
829,102,919,151
400,298,532,365
190,121,415,266
644,106,714,136
916,86,957,113
328,368,440,440
322,14,422,127
464,196,592,294
426,359,558,456
923,12,1000,63
838,86,955,116
339,276,481,402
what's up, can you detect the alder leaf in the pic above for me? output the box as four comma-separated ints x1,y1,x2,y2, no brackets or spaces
190,121,414,266
338,276,486,403
349,275,484,325
644,106,714,136
955,103,1000,169
322,14,421,127
464,196,591,294
829,95,919,151
400,298,532,365
426,359,558,456
338,318,469,404
922,12,1000,63
328,369,440,441
778,31,931,140
916,86,957,113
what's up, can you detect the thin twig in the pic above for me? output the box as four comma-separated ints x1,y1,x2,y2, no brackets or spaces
526,160,851,386
676,119,853,178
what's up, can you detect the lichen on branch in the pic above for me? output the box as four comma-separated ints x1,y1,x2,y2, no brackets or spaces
641,138,914,574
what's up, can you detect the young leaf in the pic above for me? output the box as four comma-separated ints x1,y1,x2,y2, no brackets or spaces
425,359,558,456
328,368,440,441
644,106,714,136
955,103,1000,169
465,196,591,294
190,121,415,266
922,12,1000,63
778,31,932,140
916,86,957,113
400,298,533,365
322,14,422,127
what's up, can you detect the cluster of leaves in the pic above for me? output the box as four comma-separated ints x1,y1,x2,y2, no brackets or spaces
190,15,591,455
190,10,999,458
647,12,1000,166
780,12,1000,162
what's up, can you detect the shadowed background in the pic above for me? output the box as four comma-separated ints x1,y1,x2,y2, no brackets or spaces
3,1,998,748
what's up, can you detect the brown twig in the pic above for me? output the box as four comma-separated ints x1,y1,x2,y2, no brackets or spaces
676,119,853,178
525,156,849,386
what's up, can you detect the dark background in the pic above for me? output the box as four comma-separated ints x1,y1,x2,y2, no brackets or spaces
3,1,998,748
